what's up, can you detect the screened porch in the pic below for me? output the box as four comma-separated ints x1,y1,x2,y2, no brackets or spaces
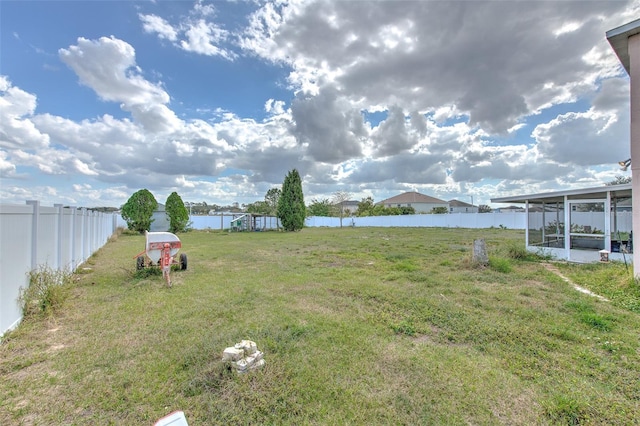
492,184,632,263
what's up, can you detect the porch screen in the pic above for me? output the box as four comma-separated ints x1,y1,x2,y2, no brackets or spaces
528,201,564,248
569,202,604,251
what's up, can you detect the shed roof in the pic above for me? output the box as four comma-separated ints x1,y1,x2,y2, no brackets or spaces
378,191,448,205
491,184,632,204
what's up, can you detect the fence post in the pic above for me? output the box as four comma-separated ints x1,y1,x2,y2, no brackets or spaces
55,204,63,270
80,208,86,265
70,207,77,271
26,200,39,269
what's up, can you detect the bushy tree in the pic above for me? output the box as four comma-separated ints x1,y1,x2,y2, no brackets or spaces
430,207,449,214
121,189,157,233
478,204,492,213
265,188,281,215
355,197,415,216
277,169,306,231
246,201,270,214
398,206,415,215
165,192,189,233
307,198,332,217
356,197,375,216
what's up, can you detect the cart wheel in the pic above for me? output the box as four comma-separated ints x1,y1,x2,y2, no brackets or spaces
136,256,145,270
180,253,188,270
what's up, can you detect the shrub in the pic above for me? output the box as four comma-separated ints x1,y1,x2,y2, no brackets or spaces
505,243,530,260
18,265,72,317
166,191,189,233
489,257,512,273
121,189,157,233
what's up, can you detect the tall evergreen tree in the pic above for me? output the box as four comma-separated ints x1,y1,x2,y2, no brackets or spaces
165,192,189,233
277,169,306,231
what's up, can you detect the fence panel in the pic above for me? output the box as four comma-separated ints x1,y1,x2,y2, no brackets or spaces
344,212,525,229
1,202,117,338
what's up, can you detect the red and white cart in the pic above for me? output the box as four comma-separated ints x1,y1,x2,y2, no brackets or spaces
134,231,187,287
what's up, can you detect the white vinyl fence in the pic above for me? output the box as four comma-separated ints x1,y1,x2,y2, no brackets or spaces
1,201,117,337
305,212,526,229
118,212,526,231
117,214,282,231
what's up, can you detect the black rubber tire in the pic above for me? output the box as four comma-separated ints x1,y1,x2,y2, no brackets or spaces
180,253,188,270
136,256,145,270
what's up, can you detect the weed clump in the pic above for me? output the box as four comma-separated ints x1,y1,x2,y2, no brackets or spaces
505,243,530,260
489,257,512,273
543,394,589,425
133,267,163,279
18,265,72,317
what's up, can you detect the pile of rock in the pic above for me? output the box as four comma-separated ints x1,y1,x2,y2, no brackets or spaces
222,340,265,374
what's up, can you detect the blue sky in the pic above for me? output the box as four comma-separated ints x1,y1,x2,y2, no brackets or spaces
0,0,637,208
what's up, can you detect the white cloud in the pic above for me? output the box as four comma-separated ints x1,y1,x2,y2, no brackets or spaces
0,149,17,178
59,37,182,133
139,14,178,41
180,19,235,60
139,3,236,60
0,76,50,149
240,1,629,134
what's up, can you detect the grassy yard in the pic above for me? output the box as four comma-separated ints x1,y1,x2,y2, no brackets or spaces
1,227,639,425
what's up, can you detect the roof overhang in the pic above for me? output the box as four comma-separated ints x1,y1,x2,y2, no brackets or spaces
491,184,632,204
606,18,640,75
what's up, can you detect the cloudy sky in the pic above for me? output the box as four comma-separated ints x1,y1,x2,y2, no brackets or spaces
1,1,638,209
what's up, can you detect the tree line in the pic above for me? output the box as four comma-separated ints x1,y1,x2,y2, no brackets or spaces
121,168,496,234
120,169,307,233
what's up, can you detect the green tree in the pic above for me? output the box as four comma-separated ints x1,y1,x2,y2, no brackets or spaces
121,189,157,233
165,192,189,233
277,169,306,231
478,204,492,213
356,196,375,216
265,188,282,215
307,198,332,216
246,201,270,215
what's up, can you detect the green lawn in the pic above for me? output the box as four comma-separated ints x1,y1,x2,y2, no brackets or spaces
1,227,639,425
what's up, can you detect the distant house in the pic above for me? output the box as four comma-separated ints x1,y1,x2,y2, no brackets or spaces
448,199,478,213
337,200,360,216
377,191,449,213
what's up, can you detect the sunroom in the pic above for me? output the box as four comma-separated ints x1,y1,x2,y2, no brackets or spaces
491,184,633,263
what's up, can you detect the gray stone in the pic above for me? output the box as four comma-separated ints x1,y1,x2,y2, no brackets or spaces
473,239,489,265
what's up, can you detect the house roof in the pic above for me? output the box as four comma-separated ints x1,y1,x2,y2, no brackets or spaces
606,18,640,75
491,184,632,204
378,191,448,205
448,199,474,207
